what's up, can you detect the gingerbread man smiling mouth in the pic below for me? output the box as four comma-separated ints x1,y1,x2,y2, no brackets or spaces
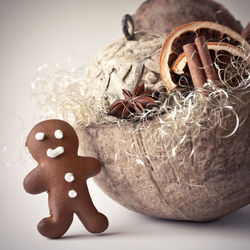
46,146,65,158
24,119,109,239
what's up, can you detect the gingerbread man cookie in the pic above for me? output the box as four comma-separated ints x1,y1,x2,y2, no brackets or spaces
23,119,109,239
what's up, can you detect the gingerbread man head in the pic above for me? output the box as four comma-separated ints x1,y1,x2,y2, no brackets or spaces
26,119,79,162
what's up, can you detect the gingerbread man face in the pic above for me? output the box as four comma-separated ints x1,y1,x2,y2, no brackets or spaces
26,120,79,162
24,119,108,239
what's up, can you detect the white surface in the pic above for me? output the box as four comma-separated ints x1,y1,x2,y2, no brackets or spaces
0,0,249,250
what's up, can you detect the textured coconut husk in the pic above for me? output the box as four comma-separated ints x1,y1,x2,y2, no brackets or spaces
81,31,167,113
76,89,250,221
133,0,243,35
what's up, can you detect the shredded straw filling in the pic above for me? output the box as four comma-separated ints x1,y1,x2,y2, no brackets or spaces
31,49,249,166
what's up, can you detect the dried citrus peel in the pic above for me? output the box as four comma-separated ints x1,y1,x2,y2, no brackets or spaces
172,42,250,75
159,21,250,92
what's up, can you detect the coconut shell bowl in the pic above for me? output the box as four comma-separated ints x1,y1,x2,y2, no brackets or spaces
39,0,250,222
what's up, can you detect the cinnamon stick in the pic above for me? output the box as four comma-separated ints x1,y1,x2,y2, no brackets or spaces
195,36,218,81
183,43,206,88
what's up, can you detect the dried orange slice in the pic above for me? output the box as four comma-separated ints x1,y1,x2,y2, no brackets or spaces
159,21,250,92
172,42,250,75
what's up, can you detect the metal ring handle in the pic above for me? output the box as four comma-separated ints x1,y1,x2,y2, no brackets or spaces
122,14,135,40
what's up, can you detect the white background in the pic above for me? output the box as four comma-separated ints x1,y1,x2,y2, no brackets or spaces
0,0,249,249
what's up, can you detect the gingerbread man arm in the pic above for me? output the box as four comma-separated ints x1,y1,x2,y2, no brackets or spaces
81,157,102,178
23,166,48,194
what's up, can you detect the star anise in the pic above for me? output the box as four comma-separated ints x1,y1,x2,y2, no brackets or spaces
107,83,160,119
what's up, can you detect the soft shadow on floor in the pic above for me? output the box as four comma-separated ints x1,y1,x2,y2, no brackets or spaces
56,206,250,240
59,232,121,240
144,205,250,233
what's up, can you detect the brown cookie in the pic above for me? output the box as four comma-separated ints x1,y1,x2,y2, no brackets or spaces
23,119,108,239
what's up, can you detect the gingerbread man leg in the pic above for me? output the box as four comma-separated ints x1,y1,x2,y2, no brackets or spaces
76,205,108,234
37,210,73,239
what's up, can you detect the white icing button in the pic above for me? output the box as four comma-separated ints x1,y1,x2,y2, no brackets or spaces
35,132,45,141
54,129,63,139
46,146,64,158
68,190,77,198
64,173,74,182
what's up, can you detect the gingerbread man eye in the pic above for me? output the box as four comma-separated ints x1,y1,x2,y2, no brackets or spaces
54,129,63,139
35,132,45,141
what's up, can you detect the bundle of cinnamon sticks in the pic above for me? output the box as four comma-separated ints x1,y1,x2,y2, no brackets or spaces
183,36,218,88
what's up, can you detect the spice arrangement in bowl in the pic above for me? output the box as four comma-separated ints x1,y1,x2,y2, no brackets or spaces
30,0,250,222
